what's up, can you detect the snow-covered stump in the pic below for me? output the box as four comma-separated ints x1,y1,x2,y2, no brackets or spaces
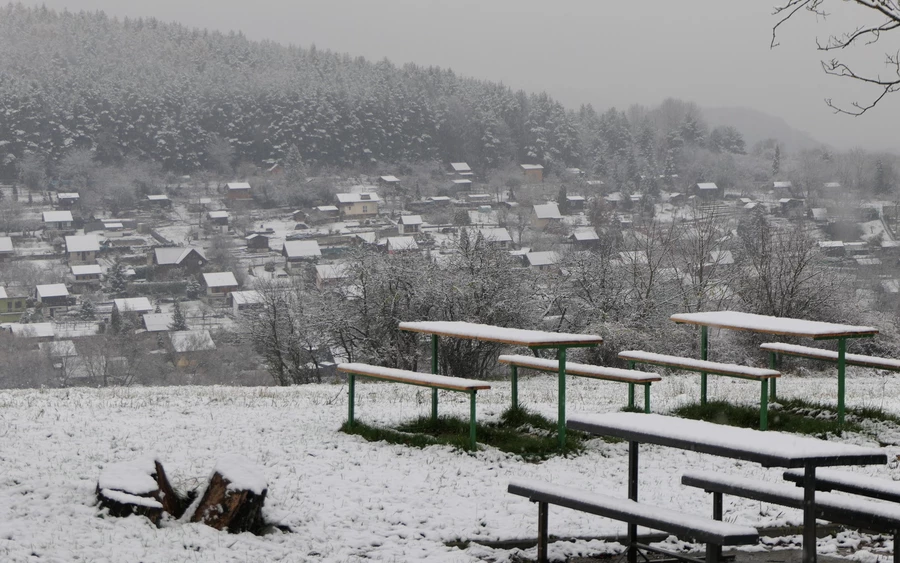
96,457,179,525
190,454,267,534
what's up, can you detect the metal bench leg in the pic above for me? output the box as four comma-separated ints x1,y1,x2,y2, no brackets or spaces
431,334,439,423
558,347,567,448
837,337,846,426
706,543,722,563
760,379,769,431
802,463,817,563
432,388,438,422
510,365,518,410
700,326,708,405
469,390,477,450
644,383,651,413
628,382,635,410
628,441,639,563
769,352,778,401
537,501,549,563
893,532,898,563
348,373,356,427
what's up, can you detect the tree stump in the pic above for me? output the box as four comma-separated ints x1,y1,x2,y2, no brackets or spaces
190,454,267,533
97,457,181,525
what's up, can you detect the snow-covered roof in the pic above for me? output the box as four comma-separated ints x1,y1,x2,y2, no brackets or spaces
283,240,322,259
103,222,124,230
202,272,239,288
43,210,73,223
0,236,12,253
169,330,216,353
315,264,351,281
430,196,452,202
475,227,512,244
400,215,423,226
856,257,882,266
566,195,586,202
226,182,251,191
207,210,229,219
811,208,827,219
356,232,377,244
65,235,100,253
818,240,844,249
114,297,153,313
336,192,381,203
520,164,544,171
316,205,340,212
451,179,472,185
450,162,471,172
708,250,734,265
882,280,900,294
142,312,174,332
71,264,102,276
773,181,793,189
8,322,54,338
147,194,169,201
823,182,842,189
387,236,419,251
380,175,400,183
231,290,263,306
533,203,562,220
882,240,900,249
571,227,599,241
696,182,719,191
0,287,6,299
36,284,69,298
526,251,561,267
154,247,206,266
39,340,78,358
606,192,623,202
670,311,878,338
57,192,79,200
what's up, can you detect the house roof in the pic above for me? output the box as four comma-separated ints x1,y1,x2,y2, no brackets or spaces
571,227,600,241
71,264,102,276
356,232,377,244
0,236,12,253
114,297,153,313
8,322,54,338
696,182,719,190
380,175,400,183
400,215,423,226
526,251,561,267
450,162,471,172
283,240,322,258
521,164,544,171
451,179,472,185
36,283,69,298
169,330,216,353
65,235,100,253
430,196,452,202
818,240,844,248
316,205,340,212
103,222,124,230
0,287,6,299
475,227,512,244
202,272,239,288
231,290,263,306
336,192,381,203
708,250,735,265
566,195,586,202
774,181,793,189
533,203,562,220
154,247,207,266
147,194,169,201
57,192,79,200
226,182,251,191
207,210,229,219
39,340,78,358
316,264,351,281
387,236,419,251
823,182,842,189
142,312,174,332
43,210,73,223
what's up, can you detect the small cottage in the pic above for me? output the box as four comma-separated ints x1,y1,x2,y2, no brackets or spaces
531,203,563,230
35,283,71,317
42,210,74,231
202,272,239,298
65,235,100,265
398,215,423,235
336,192,380,217
521,164,544,183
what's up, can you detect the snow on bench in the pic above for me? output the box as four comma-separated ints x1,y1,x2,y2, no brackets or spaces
499,354,661,412
682,470,900,536
783,467,900,504
509,478,758,563
618,351,780,380
761,342,900,371
336,363,491,449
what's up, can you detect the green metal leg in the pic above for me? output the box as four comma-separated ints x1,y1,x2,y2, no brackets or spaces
470,391,477,450
628,383,635,409
431,334,439,423
769,351,778,401
760,379,769,431
644,384,651,413
558,347,567,448
348,373,356,427
432,388,438,422
700,326,708,405
511,365,518,410
838,337,846,426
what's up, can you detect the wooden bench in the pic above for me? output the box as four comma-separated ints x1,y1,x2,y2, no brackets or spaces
336,363,491,450
618,351,781,430
498,354,662,413
509,478,759,563
783,467,900,503
761,342,900,402
683,470,900,563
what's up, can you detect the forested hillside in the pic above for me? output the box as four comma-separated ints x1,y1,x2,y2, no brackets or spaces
0,3,745,181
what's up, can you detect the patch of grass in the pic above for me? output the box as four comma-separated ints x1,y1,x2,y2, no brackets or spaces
341,406,584,460
672,399,864,436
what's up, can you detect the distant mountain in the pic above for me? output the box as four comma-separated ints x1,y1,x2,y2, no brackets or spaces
703,106,824,153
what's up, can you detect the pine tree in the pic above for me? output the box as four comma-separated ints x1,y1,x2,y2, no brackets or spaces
78,299,96,320
169,299,188,331
557,185,570,215
109,307,121,335
772,144,781,177
186,278,202,300
106,261,127,296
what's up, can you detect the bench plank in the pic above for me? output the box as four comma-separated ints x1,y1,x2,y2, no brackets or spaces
337,363,491,391
761,343,900,371
783,468,900,504
509,478,758,546
618,351,780,380
499,354,661,383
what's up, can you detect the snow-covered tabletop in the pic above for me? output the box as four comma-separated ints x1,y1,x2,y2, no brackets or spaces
568,412,887,468
398,321,603,347
670,311,878,339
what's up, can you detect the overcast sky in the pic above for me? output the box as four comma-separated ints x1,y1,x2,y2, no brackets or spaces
15,0,900,152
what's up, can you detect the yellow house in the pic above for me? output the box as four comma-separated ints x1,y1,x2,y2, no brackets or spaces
0,287,28,322
336,192,381,217
521,164,544,182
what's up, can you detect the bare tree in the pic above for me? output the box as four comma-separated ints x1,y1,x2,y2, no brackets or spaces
773,0,900,114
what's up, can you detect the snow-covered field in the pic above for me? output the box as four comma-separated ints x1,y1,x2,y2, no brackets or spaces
2,370,900,563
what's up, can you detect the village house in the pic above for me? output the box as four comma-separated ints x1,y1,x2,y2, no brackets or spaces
206,210,229,230
146,194,171,208
521,164,544,183
35,283,71,317
0,236,13,261
6,322,55,341
566,195,586,212
282,240,322,270
569,227,600,250
113,297,154,317
245,233,270,251
450,179,473,195
695,182,720,200
398,215,423,235
449,162,473,177
152,247,208,275
143,312,174,333
531,202,563,230
335,192,381,217
379,175,401,189
474,227,513,249
228,290,264,316
226,182,252,200
779,198,805,218
65,235,100,265
773,181,793,195
56,192,80,208
387,236,418,254
168,329,216,368
42,210,74,231
315,264,351,289
202,272,239,298
70,264,103,286
0,286,28,322
526,251,562,271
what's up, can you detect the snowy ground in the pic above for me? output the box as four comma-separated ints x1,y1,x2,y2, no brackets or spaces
1,370,900,563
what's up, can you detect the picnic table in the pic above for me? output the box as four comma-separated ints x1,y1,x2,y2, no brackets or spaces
568,412,887,563
398,321,603,447
671,311,878,425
